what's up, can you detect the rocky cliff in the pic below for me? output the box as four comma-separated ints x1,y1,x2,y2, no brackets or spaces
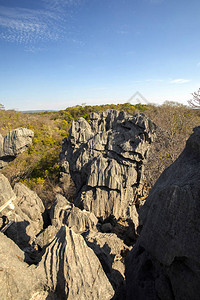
0,174,115,299
60,110,156,226
125,126,200,300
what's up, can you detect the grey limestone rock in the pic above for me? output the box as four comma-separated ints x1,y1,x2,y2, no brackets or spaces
37,225,115,300
50,194,98,233
0,127,34,168
14,183,45,234
0,177,115,299
0,232,45,300
3,127,34,156
11,183,45,246
0,174,16,216
0,133,4,157
60,110,156,225
34,225,58,249
1,180,45,249
125,126,200,300
84,230,130,292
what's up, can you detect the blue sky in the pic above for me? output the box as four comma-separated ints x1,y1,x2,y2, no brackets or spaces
0,0,200,110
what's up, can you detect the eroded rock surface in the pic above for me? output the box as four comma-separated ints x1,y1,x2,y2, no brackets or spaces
37,225,115,300
0,232,45,300
50,194,98,233
125,126,200,300
6,183,45,249
0,174,16,216
0,175,45,249
84,230,131,293
0,127,34,168
60,110,156,223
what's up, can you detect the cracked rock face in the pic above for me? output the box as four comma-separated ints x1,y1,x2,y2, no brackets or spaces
60,110,156,222
125,126,200,300
0,127,34,168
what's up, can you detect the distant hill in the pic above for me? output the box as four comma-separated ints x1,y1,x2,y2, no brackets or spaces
20,110,56,113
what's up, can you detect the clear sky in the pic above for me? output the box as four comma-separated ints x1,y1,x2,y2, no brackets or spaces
0,0,200,110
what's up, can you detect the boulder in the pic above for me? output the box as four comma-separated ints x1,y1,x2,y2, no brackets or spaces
37,225,115,300
60,110,156,224
50,194,98,233
3,127,34,156
125,126,200,300
0,127,34,168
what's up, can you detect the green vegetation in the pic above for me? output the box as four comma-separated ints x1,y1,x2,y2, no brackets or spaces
0,102,199,207
0,104,146,206
143,102,200,189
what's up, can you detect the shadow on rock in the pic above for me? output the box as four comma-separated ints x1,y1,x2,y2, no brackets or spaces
4,220,30,249
83,229,129,299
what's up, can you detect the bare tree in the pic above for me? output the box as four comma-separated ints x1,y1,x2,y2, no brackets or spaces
188,88,200,108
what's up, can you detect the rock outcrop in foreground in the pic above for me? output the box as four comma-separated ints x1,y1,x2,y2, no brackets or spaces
0,175,114,299
37,226,114,300
0,127,34,168
125,126,200,300
0,174,45,250
0,232,46,300
60,110,156,225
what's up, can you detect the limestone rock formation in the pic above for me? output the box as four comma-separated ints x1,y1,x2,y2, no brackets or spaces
125,126,200,300
0,232,45,300
34,225,58,249
0,174,16,217
37,225,115,300
50,194,98,233
0,127,34,168
0,175,45,249
7,183,45,248
1,221,115,300
60,110,156,224
84,230,130,293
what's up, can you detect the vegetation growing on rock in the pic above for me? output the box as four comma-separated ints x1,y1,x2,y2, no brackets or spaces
0,102,199,207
